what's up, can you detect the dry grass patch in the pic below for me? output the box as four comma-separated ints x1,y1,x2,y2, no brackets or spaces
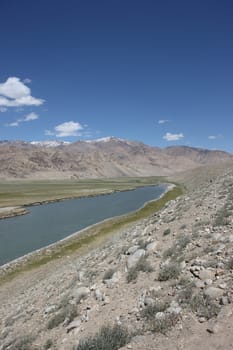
10,335,35,350
142,310,179,334
103,268,115,281
227,257,233,270
158,262,181,281
141,301,169,319
127,256,153,283
73,324,131,350
190,293,220,319
47,304,78,329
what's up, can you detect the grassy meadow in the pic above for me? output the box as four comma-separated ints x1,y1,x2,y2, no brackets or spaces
0,176,166,208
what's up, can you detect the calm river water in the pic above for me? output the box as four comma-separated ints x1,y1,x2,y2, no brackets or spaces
0,185,166,266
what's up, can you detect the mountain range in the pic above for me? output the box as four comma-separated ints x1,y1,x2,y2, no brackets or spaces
0,137,232,179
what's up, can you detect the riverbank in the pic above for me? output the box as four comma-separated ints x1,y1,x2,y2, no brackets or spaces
0,189,120,221
0,166,233,350
0,176,165,209
0,206,28,219
0,183,180,282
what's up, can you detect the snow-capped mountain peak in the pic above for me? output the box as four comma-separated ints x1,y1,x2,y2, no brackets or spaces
30,140,70,147
85,136,130,143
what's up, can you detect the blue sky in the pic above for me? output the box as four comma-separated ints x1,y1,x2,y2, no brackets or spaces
0,0,232,151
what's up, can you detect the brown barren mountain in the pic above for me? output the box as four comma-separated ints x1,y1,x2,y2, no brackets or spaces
0,137,232,179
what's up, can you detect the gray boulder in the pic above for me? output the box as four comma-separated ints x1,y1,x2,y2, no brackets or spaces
127,245,140,255
66,319,81,333
127,249,145,269
199,269,215,281
204,287,224,299
146,241,157,253
71,287,90,303
94,288,105,302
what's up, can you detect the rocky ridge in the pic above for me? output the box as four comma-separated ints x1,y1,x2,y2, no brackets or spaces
0,166,233,349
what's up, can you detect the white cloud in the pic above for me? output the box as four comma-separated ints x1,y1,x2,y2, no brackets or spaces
23,78,32,84
208,134,223,140
54,121,84,137
0,77,30,99
45,129,54,136
158,119,170,124
5,112,39,127
24,112,39,121
0,107,7,112
6,121,19,127
163,132,184,141
0,77,44,107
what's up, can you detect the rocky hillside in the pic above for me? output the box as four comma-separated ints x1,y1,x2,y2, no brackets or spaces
0,165,233,349
0,138,232,179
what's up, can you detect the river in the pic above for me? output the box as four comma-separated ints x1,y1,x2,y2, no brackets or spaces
0,185,166,266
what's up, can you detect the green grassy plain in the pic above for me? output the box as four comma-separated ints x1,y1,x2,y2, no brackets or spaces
0,176,166,207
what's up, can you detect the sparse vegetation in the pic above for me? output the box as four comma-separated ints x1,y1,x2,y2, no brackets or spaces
44,339,53,349
163,228,171,236
103,268,115,281
138,239,147,249
117,244,129,257
126,267,138,283
73,324,131,350
127,256,153,283
84,269,98,282
162,234,190,264
47,304,78,329
214,205,231,227
190,293,220,319
163,247,174,259
177,277,195,304
194,219,210,228
158,262,181,281
179,224,187,230
227,257,233,270
167,251,185,264
142,311,179,334
11,335,34,350
47,310,67,329
204,259,218,268
141,301,169,319
203,245,216,254
176,234,191,249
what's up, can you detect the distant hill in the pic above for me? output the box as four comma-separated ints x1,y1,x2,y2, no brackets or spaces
0,137,232,179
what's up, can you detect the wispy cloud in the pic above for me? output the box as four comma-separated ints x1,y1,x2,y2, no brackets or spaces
23,112,39,121
158,119,170,124
0,107,7,112
45,130,54,136
23,78,32,84
46,121,84,137
0,77,44,108
208,134,223,140
5,112,39,127
163,132,184,141
6,121,19,127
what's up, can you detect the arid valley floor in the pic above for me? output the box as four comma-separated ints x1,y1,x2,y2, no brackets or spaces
0,163,233,350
